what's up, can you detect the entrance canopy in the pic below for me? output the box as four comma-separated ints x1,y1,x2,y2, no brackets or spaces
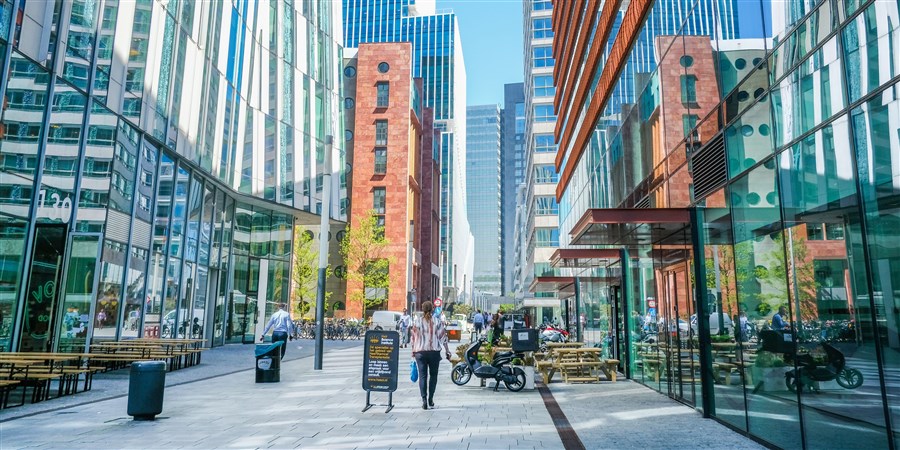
550,248,620,268
528,275,619,298
570,208,691,246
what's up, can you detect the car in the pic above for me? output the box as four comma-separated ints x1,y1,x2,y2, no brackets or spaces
446,314,467,341
370,310,402,331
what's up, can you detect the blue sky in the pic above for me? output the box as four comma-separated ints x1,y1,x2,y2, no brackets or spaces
449,0,523,107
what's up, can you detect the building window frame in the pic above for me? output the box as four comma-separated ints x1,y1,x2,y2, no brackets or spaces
375,120,388,146
374,147,387,174
376,81,390,108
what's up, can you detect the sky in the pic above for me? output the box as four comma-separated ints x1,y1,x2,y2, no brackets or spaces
447,0,524,107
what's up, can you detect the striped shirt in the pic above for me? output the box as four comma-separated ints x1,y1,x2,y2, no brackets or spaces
410,316,448,353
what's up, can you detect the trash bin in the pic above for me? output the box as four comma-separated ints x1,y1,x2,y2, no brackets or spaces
255,341,284,383
127,360,166,420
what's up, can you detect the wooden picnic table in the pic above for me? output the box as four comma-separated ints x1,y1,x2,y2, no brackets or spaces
554,348,620,383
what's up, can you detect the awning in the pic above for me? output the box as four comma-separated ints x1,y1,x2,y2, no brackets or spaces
522,298,563,308
570,208,691,246
529,276,576,297
550,248,620,268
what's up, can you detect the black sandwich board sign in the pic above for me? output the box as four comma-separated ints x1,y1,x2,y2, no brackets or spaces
362,330,399,412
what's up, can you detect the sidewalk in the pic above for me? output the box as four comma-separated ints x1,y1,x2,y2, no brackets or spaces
0,343,765,449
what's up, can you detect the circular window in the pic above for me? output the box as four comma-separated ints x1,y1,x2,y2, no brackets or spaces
345,129,354,141
731,193,743,206
758,124,770,136
679,55,694,68
344,66,356,78
734,58,747,70
737,91,750,102
303,230,314,241
744,158,756,169
334,265,347,279
752,57,763,67
766,191,778,205
378,62,390,73
344,97,355,109
336,230,346,243
763,158,776,169
741,125,754,136
746,192,761,205
754,88,766,99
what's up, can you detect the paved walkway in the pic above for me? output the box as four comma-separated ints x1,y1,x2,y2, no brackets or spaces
1,342,765,449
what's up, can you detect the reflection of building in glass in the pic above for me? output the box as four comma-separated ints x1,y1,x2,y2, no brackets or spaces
551,0,900,448
343,43,440,315
466,104,502,297
0,0,346,352
343,0,474,304
501,83,525,297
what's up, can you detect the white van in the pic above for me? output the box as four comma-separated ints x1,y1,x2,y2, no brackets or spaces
370,310,403,331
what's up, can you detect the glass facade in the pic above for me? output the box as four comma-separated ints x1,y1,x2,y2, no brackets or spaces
501,83,525,296
466,104,502,296
0,0,345,351
555,0,900,447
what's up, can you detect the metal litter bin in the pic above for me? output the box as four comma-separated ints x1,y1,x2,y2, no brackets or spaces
127,360,166,420
255,341,283,383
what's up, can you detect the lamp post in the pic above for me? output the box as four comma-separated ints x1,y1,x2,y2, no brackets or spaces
314,135,332,370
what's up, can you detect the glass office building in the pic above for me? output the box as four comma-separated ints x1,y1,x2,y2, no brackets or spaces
0,0,346,352
466,104,502,296
551,0,899,448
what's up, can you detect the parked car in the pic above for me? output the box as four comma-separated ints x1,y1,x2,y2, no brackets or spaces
370,310,402,331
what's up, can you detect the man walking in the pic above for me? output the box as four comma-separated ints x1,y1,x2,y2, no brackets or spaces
473,309,485,338
261,303,294,360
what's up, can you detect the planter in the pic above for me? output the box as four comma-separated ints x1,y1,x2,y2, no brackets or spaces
750,366,790,392
513,365,535,390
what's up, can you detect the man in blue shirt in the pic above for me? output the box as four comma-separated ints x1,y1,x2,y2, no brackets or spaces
473,310,485,338
261,303,295,360
772,306,789,331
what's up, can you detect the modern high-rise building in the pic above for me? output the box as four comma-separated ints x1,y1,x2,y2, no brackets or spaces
465,104,502,297
342,0,474,304
501,82,525,296
0,0,347,352
343,42,440,315
520,0,560,323
549,0,899,448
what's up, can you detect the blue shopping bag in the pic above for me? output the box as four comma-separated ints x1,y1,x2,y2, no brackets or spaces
410,359,418,382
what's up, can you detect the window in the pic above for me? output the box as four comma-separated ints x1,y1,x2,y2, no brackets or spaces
682,114,699,139
532,0,552,11
534,75,555,97
373,188,386,214
375,120,388,145
680,75,697,104
535,196,558,215
534,104,556,122
533,18,553,39
533,46,554,68
374,148,387,174
535,228,559,247
376,81,389,107
378,62,390,73
344,66,356,78
535,134,557,153
344,97,355,109
534,164,558,183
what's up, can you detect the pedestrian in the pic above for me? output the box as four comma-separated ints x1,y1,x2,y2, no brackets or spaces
492,309,504,344
772,306,789,331
399,308,412,348
261,302,294,360
473,309,484,338
409,300,451,410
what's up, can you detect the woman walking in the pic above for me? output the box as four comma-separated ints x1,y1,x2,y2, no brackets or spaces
410,301,451,410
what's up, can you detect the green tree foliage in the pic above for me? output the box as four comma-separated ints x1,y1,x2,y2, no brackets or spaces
340,211,393,317
291,227,331,318
453,303,472,318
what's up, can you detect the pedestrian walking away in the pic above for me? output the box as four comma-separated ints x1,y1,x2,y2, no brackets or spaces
399,308,412,348
409,300,451,410
261,303,295,360
473,309,484,338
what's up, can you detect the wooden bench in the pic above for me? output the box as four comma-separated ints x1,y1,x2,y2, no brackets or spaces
0,379,20,409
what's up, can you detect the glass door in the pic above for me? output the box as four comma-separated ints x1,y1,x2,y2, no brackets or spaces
55,234,102,352
19,225,67,352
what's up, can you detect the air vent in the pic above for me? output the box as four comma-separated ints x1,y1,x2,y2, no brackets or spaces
691,133,727,202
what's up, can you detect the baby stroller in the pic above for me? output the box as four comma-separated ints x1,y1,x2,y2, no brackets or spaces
760,330,863,392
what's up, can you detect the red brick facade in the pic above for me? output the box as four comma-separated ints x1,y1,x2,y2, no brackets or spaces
346,43,439,316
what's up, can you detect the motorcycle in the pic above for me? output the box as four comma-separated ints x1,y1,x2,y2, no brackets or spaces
785,342,864,392
450,338,527,392
539,324,569,351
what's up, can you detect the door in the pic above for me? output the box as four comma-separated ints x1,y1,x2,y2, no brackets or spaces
55,234,102,353
610,285,625,369
662,264,697,407
19,225,67,352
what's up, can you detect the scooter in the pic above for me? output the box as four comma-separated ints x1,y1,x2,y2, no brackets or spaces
539,325,569,351
785,342,864,393
450,338,527,392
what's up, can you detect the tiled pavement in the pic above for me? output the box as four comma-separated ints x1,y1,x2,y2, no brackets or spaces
0,342,764,449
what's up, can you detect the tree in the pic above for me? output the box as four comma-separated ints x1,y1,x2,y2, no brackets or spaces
291,227,330,319
340,210,393,318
